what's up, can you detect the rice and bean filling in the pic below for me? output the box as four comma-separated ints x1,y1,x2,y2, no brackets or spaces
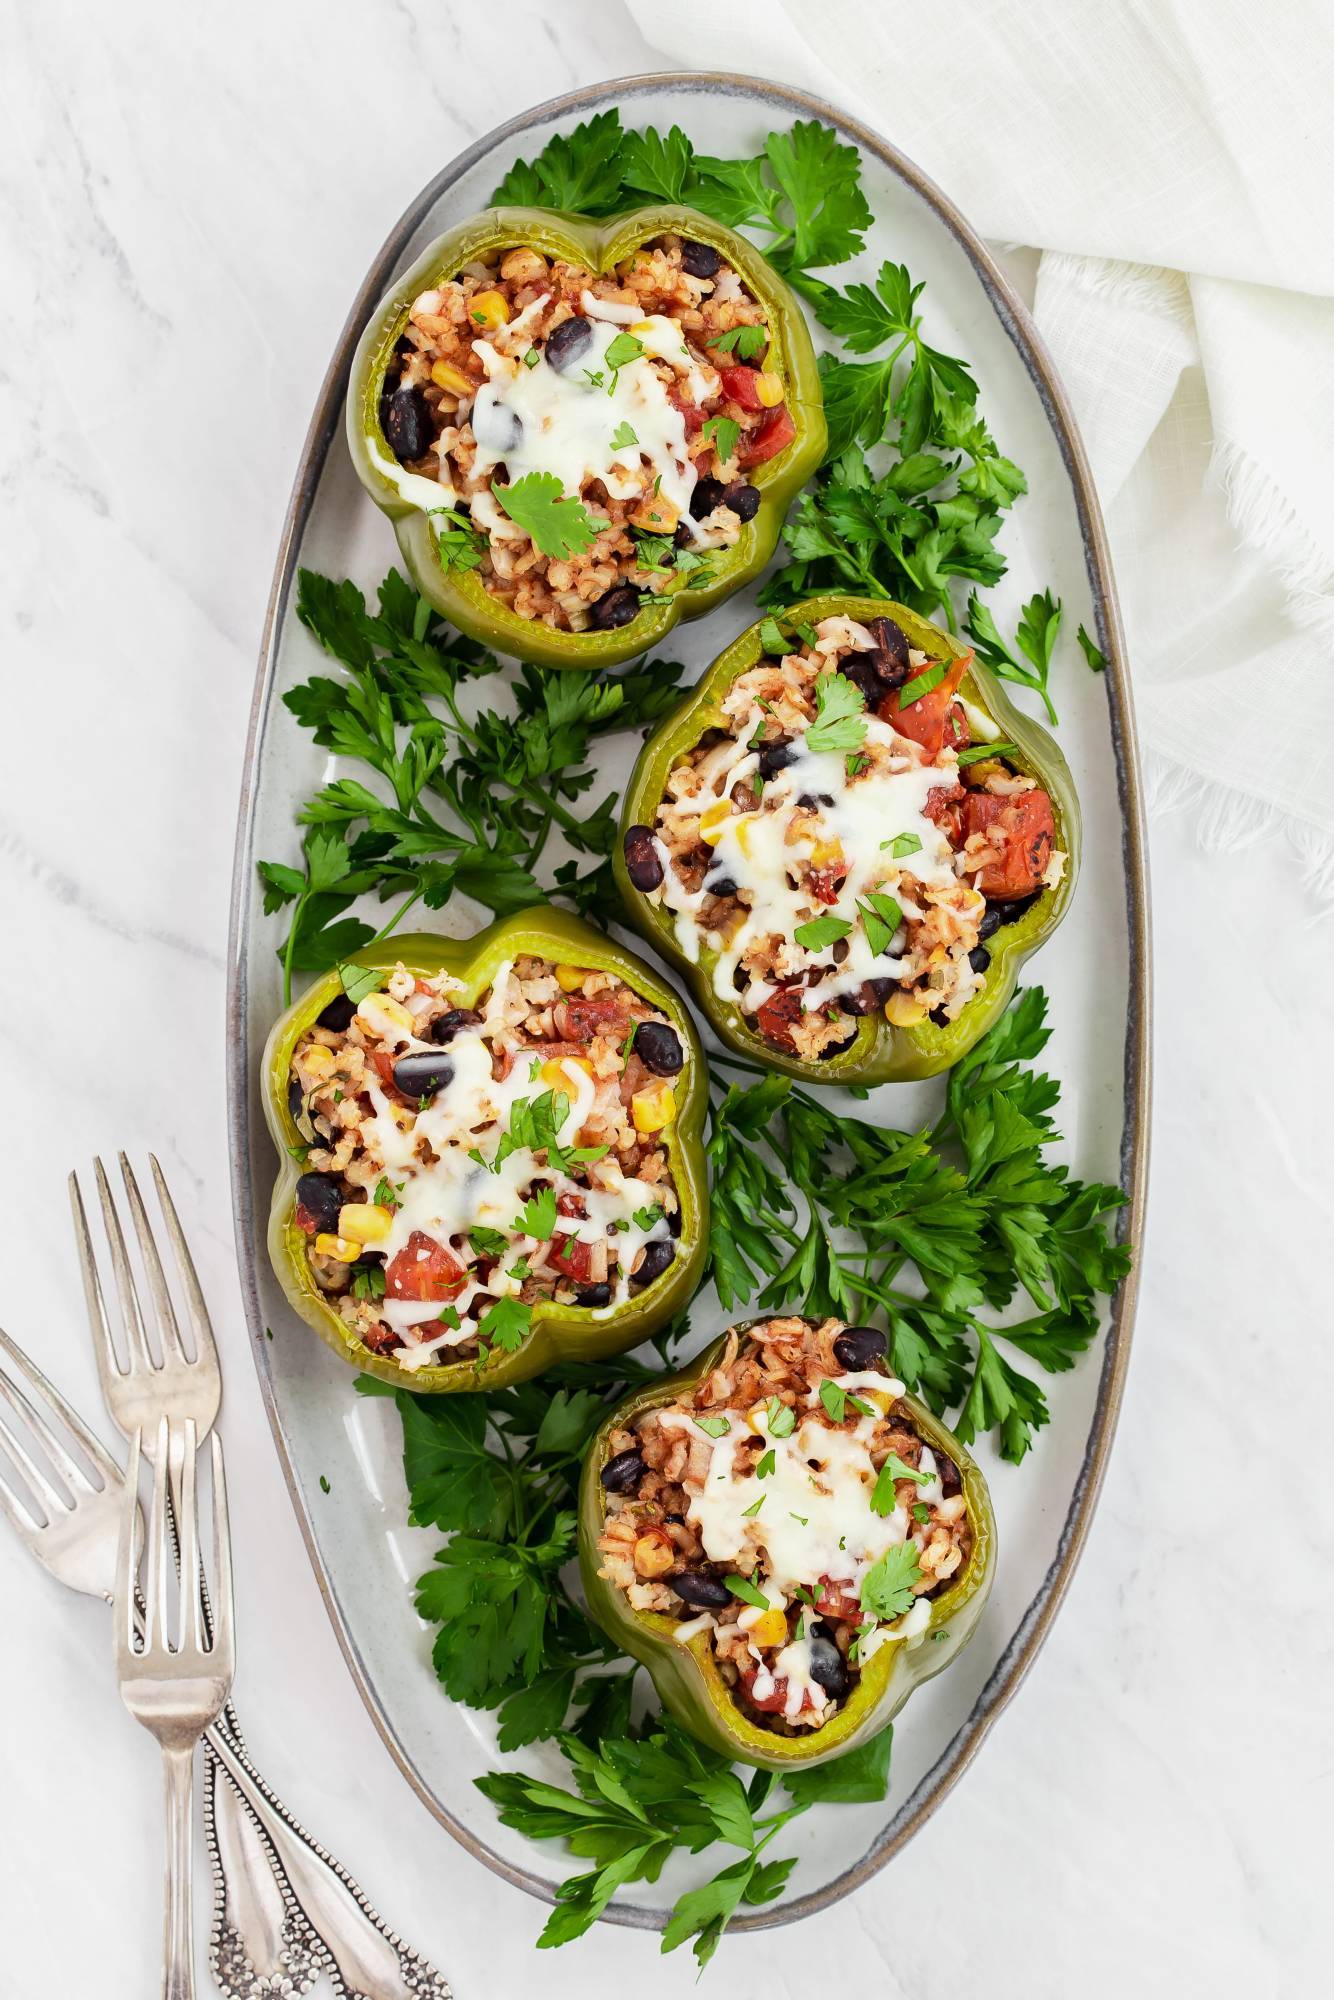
374,233,794,632
596,1317,973,1734
287,958,687,1369
623,614,1066,1063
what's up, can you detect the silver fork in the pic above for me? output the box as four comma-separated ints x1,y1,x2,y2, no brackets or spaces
67,1158,453,2000
116,1415,235,2000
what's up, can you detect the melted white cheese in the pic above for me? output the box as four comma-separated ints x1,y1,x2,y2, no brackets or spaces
465,309,698,521
652,632,987,1012
344,965,678,1368
662,1374,909,1600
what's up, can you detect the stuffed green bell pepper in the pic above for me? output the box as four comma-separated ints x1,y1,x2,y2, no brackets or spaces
262,911,708,1391
346,204,826,670
615,595,1079,1085
579,1314,994,1772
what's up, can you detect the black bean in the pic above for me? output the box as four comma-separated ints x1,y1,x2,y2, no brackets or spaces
724,481,761,523
287,1076,307,1126
544,315,594,374
837,655,885,706
600,1447,645,1494
690,475,726,520
382,384,432,462
732,965,751,992
636,1022,683,1076
797,791,835,810
589,584,642,630
667,1206,682,1238
391,1051,455,1099
832,1324,887,1370
576,1281,613,1308
705,873,738,898
808,1634,852,1702
817,1023,858,1059
831,938,850,965
295,1174,343,1234
867,615,911,683
680,239,723,279
631,1238,675,1288
431,1007,482,1044
317,993,356,1032
757,737,796,779
673,521,696,550
472,396,523,455
992,892,1040,929
968,945,991,975
669,1570,733,1610
933,1449,962,1498
865,976,895,1004
977,905,1003,943
622,824,664,893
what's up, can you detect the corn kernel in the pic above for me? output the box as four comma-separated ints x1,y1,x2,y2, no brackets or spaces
499,247,548,285
631,1080,677,1134
861,1386,896,1415
631,496,680,535
633,1529,675,1579
357,993,414,1036
314,1233,361,1264
754,370,784,408
699,799,734,845
541,1055,593,1090
338,1203,393,1246
884,990,928,1028
751,1607,788,1649
430,359,474,395
809,838,845,868
554,964,592,992
300,1044,335,1082
630,319,657,337
734,815,763,859
469,289,510,330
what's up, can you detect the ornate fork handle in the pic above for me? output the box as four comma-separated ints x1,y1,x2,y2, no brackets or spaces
202,1713,451,2000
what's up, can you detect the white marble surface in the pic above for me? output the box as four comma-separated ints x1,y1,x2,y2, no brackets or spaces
1,6,1330,1995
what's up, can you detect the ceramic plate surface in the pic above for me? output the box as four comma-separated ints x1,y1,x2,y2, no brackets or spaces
227,72,1150,1929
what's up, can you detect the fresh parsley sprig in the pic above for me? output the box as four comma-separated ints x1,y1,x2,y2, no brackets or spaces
257,568,686,1000
706,988,1130,1463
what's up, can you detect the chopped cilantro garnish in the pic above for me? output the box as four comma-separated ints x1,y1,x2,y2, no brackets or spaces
724,1572,770,1610
794,914,851,952
806,673,866,754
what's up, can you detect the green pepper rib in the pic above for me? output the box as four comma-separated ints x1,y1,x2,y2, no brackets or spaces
613,595,1081,1086
345,205,827,671
260,910,709,1393
577,1319,996,1772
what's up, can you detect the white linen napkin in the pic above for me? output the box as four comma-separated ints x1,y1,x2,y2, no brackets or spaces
625,0,1334,883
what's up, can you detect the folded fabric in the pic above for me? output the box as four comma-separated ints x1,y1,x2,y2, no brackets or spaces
625,0,1334,874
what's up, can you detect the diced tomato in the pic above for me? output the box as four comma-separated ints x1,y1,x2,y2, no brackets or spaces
740,403,796,467
550,1233,595,1282
814,1576,862,1622
385,1231,466,1303
554,994,627,1044
807,864,847,906
740,1667,813,1715
879,650,973,756
556,1191,587,1220
755,985,804,1052
943,702,970,752
922,780,966,846
669,383,703,435
720,363,764,411
962,788,1057,899
370,1048,399,1089
293,1201,321,1236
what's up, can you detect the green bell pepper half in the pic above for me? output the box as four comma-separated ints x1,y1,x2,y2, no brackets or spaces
614,595,1080,1085
346,204,826,671
261,909,709,1392
578,1318,996,1771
